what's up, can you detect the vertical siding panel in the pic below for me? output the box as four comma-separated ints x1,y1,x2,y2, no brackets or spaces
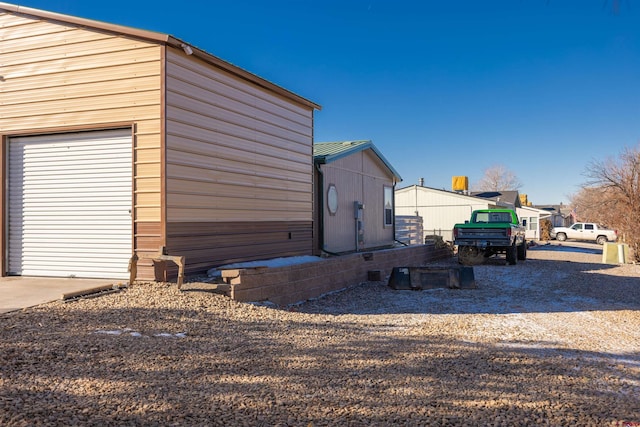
361,151,394,247
321,156,362,253
320,151,395,253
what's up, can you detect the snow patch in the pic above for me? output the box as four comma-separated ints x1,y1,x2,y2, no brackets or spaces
207,255,324,278
94,329,186,338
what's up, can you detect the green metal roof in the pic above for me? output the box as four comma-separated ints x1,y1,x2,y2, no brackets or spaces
314,140,402,181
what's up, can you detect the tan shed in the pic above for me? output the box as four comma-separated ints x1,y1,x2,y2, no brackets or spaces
313,140,402,254
0,3,320,280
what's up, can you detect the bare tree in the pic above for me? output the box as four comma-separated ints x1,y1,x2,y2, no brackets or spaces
572,144,640,261
570,186,621,225
473,164,523,191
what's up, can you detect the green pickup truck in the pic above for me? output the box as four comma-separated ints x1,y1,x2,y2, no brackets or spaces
453,209,527,265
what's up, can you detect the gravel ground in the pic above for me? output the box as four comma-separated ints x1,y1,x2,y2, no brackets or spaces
1,242,639,426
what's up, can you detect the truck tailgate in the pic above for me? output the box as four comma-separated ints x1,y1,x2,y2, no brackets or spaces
456,228,508,239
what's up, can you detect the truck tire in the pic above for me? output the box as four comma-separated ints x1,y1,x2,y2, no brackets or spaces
458,246,486,266
517,240,527,261
556,232,567,242
596,235,607,245
506,243,517,265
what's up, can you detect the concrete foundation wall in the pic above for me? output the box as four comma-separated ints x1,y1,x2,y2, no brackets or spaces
221,244,452,306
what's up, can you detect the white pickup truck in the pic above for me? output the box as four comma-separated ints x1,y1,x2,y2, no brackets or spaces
551,223,618,245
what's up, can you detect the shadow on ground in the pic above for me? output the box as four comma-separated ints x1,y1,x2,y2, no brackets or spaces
1,302,638,426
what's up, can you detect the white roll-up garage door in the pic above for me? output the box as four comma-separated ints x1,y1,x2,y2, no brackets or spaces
8,129,132,279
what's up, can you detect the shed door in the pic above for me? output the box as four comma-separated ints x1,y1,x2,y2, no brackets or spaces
8,129,132,279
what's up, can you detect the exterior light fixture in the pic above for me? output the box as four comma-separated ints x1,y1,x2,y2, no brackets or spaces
180,43,193,55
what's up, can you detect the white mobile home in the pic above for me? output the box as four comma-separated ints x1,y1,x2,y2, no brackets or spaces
396,185,549,242
395,185,497,242
516,206,552,241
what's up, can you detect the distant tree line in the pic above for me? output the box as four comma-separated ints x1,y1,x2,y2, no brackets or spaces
571,145,640,262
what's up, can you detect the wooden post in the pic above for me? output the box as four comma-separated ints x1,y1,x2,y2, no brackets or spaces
128,253,138,286
127,249,185,289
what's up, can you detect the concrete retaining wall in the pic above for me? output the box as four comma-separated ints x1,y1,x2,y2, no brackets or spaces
221,244,452,306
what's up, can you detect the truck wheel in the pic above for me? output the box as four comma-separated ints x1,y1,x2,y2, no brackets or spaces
596,235,607,245
517,240,527,261
556,232,567,242
506,243,517,265
458,246,486,266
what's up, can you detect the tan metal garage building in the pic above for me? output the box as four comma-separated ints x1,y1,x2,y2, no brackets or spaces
0,3,320,280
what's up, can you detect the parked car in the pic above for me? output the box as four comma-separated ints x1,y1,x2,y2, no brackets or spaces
551,223,617,245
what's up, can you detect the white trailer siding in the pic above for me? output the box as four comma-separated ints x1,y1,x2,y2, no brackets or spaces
395,185,493,242
517,206,550,241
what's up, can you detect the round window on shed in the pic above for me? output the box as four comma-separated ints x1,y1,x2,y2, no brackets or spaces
327,185,338,215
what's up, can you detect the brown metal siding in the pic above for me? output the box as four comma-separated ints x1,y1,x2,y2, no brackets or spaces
133,221,163,279
167,221,312,275
164,50,313,223
162,49,314,271
0,11,164,277
0,16,162,129
0,137,5,274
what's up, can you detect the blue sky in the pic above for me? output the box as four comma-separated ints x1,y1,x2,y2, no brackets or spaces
15,0,640,205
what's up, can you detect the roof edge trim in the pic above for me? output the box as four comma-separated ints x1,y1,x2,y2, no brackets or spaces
0,2,170,43
169,38,321,110
314,140,402,181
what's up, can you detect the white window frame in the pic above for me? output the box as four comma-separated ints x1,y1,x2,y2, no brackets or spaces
383,186,393,227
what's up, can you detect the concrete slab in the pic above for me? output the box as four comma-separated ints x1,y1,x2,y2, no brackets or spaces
0,276,119,314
